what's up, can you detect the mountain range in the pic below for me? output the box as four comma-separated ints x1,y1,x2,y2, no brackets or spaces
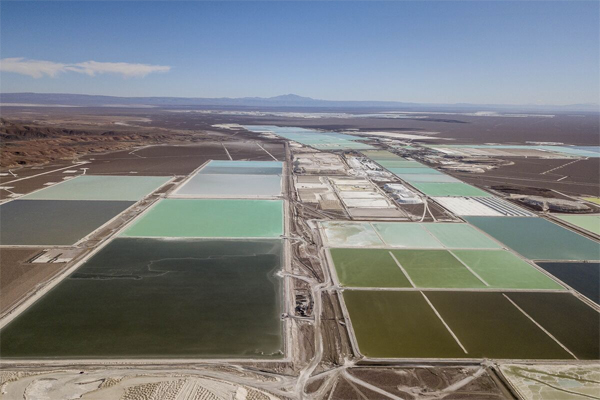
1,92,598,112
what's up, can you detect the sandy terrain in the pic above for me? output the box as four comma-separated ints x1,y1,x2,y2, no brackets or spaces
0,248,68,314
0,364,514,400
0,112,272,170
0,368,283,400
449,157,600,197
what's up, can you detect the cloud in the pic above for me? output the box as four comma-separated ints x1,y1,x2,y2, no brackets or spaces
0,58,171,78
0,58,67,78
67,61,171,77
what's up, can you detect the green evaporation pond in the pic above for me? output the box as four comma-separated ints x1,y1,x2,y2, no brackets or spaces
412,182,491,197
122,199,283,238
583,197,600,205
556,215,600,236
329,248,410,288
22,175,171,201
426,292,573,359
465,217,600,261
345,290,586,359
391,250,486,288
506,292,600,360
0,238,284,358
387,167,440,175
343,290,465,358
424,223,502,249
398,174,460,183
452,250,564,290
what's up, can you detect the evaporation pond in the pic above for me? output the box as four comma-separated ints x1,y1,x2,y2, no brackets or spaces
425,292,573,359
371,223,442,248
320,221,384,247
452,250,564,290
391,250,486,289
370,222,500,249
422,223,501,249
465,217,600,261
556,215,600,236
329,248,411,288
122,199,283,238
343,290,466,358
199,160,283,175
22,175,170,201
0,238,284,358
506,292,600,360
0,200,134,245
387,167,440,175
537,262,599,304
175,174,281,197
398,174,460,183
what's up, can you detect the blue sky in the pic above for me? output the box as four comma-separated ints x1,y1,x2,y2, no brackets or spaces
1,1,598,105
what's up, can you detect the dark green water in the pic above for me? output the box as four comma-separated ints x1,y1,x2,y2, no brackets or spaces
0,238,284,358
343,290,465,358
506,292,600,360
0,200,134,245
426,292,573,359
537,262,599,305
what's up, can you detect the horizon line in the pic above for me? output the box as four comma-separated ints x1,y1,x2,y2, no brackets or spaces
1,91,599,109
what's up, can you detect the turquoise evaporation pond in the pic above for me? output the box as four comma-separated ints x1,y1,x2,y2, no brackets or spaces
573,145,600,152
22,175,171,201
243,125,374,150
387,167,441,175
0,238,284,358
199,160,283,175
466,216,600,261
174,173,281,197
316,143,375,150
398,174,460,183
122,199,284,238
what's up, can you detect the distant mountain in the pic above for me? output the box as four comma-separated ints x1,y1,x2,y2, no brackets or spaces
1,92,598,112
